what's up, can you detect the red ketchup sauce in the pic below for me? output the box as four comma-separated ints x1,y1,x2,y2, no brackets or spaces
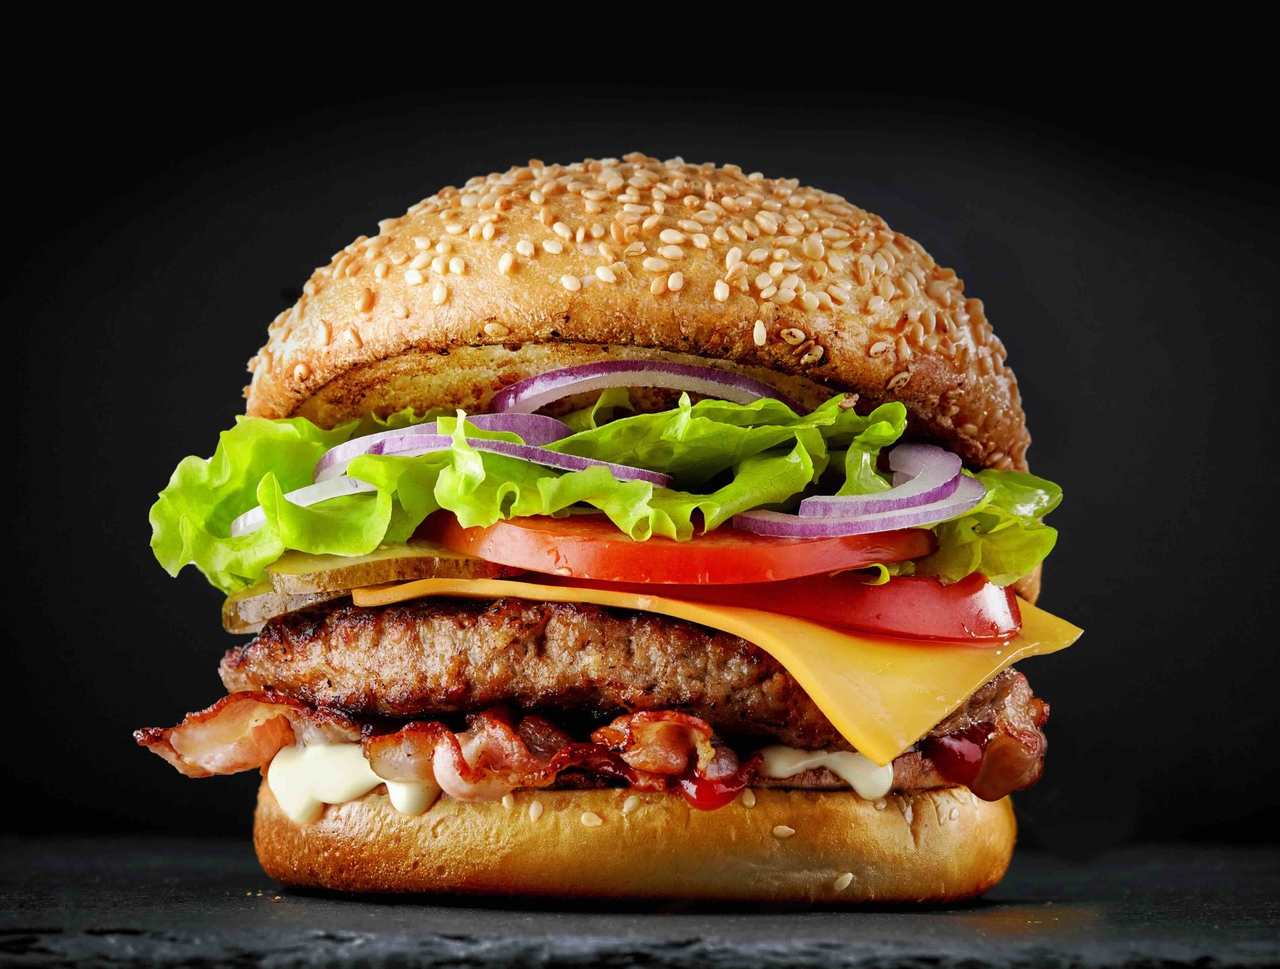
675,754,762,810
920,724,991,788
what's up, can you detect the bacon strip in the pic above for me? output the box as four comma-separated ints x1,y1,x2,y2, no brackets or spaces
362,709,636,802
591,711,718,776
133,691,360,778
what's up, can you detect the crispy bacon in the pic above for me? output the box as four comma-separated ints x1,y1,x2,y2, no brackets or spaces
132,691,360,778
591,711,717,776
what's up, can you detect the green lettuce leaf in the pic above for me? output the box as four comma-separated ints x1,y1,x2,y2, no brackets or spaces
561,387,634,432
149,392,1059,594
149,417,362,594
909,470,1061,586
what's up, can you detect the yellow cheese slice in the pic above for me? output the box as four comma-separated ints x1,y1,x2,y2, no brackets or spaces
353,578,1082,766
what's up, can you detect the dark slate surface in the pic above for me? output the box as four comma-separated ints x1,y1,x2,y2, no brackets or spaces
2,839,1277,967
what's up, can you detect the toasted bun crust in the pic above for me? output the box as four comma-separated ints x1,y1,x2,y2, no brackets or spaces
253,782,1016,903
245,154,1029,472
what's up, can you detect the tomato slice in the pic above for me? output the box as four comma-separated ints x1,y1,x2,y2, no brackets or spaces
550,572,1021,642
421,513,935,585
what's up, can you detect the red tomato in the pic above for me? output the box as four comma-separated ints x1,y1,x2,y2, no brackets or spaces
422,513,935,585
548,572,1022,642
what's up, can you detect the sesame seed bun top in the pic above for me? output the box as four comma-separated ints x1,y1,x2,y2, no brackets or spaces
245,152,1030,471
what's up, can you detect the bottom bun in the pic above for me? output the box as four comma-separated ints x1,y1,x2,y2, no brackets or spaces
254,781,1016,903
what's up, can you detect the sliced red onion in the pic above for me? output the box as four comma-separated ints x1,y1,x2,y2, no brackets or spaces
798,444,962,517
230,476,377,537
732,474,986,538
489,361,802,414
314,414,572,482
373,434,670,487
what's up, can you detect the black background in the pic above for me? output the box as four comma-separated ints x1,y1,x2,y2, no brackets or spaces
6,80,1277,852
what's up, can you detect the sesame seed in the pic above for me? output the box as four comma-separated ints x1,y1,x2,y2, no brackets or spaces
449,257,465,275
432,282,448,305
561,274,581,292
581,812,603,827
316,321,331,345
753,320,767,346
343,327,363,347
501,793,515,809
404,268,424,286
772,825,796,839
677,219,701,233
691,233,710,249
642,257,670,272
544,240,564,255
598,242,617,260
529,800,544,821
949,807,960,821
887,371,911,390
552,221,572,239
800,346,825,365
800,293,819,311
642,214,661,231
622,795,641,814
659,229,686,244
498,252,515,275
668,271,684,291
374,262,388,279
445,223,465,235
726,247,743,270
596,265,617,283
391,305,407,321
773,289,797,305
867,295,885,313
754,272,773,290
413,236,432,250
436,240,452,255
430,256,445,275
658,245,684,260
650,275,667,295
359,287,375,315
741,789,757,807
833,872,854,891
293,362,310,381
780,328,807,346
484,322,510,338
713,280,730,301
482,222,496,241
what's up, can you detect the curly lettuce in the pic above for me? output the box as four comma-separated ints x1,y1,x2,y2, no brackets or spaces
150,393,1059,593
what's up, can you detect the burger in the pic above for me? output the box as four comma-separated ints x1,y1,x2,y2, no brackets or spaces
137,153,1080,903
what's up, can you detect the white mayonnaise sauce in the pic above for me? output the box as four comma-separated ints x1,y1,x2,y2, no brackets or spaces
267,743,440,824
757,745,894,800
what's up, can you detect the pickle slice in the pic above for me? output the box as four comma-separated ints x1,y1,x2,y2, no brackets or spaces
222,582,344,634
264,539,520,595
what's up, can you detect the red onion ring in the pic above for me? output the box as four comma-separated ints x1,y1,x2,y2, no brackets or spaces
348,433,672,487
229,476,377,537
732,474,986,538
314,414,572,482
798,444,962,517
489,361,802,414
